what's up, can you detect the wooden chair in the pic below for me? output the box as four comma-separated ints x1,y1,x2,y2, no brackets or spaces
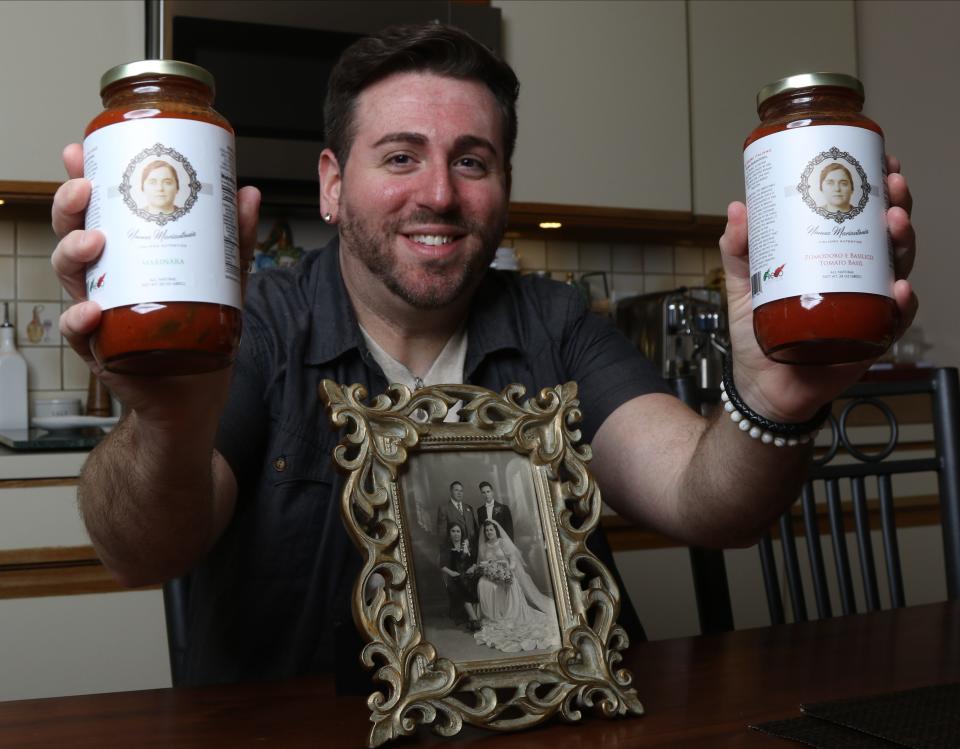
680,367,960,630
161,576,190,686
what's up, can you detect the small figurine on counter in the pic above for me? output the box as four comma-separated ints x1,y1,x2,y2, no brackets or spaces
252,220,304,272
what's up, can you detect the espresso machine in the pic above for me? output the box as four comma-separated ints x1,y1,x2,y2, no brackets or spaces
615,287,729,392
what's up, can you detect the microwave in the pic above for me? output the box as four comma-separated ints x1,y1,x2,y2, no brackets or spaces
148,0,502,207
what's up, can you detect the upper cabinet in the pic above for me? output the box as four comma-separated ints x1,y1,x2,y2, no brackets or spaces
494,0,691,213
1,0,858,217
687,0,857,216
495,0,857,217
0,0,145,182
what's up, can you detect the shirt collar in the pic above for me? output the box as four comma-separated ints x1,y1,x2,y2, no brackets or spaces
303,237,365,366
464,269,525,378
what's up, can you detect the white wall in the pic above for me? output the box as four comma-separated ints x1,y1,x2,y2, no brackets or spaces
687,0,857,216
494,0,691,211
0,0,144,182
856,0,960,369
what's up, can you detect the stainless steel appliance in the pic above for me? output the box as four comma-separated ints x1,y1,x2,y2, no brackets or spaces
615,288,728,391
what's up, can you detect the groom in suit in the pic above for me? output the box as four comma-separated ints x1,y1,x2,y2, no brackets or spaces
476,481,514,541
436,481,479,552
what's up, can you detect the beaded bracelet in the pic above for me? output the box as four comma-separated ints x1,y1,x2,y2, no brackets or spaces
720,360,832,447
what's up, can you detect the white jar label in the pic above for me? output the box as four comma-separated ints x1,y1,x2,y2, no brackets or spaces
743,124,894,308
83,119,241,311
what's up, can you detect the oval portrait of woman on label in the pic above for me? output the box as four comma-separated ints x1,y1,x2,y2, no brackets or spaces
797,147,872,224
120,144,201,226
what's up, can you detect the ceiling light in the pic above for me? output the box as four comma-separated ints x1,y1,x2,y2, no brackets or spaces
538,221,562,229
0,199,6,206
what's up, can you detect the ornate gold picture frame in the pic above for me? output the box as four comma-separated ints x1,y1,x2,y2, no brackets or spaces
320,381,643,747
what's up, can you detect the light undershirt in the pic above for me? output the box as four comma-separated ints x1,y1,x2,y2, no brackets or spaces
358,323,468,421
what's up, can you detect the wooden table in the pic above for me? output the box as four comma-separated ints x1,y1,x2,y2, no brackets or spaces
1,602,957,748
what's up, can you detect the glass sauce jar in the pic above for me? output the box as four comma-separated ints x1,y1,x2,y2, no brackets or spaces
743,73,897,365
84,61,241,375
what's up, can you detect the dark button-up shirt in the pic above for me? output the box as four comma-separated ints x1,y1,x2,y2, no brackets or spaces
182,239,669,686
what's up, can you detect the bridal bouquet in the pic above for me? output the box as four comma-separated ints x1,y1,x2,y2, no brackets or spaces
477,559,513,584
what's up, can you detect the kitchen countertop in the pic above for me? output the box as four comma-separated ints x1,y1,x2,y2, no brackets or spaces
0,427,105,452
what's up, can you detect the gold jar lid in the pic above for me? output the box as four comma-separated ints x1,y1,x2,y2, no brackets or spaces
99,60,215,95
757,72,863,110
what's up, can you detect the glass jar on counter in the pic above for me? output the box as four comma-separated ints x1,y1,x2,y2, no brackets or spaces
743,73,897,365
84,60,242,375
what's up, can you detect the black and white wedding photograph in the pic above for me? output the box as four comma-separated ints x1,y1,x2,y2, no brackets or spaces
401,449,562,664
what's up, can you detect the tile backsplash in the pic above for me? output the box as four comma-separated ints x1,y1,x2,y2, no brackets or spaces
0,218,91,416
1,216,723,415
506,235,722,302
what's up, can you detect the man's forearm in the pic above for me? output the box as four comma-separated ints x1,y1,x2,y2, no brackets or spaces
79,410,233,587
674,409,814,547
591,393,815,548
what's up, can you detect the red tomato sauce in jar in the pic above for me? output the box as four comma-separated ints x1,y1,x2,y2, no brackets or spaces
84,61,241,375
744,73,897,365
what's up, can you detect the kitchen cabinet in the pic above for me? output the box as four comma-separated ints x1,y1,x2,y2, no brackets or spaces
687,0,858,216
494,1,857,218
494,1,691,212
3,0,857,218
0,0,145,182
0,449,170,701
0,589,170,701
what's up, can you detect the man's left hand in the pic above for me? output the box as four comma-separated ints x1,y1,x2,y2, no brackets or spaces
718,155,918,423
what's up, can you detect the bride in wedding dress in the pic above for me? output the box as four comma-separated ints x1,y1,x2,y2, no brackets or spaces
472,519,560,653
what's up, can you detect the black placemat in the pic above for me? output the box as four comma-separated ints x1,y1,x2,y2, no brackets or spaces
801,683,960,749
752,715,905,748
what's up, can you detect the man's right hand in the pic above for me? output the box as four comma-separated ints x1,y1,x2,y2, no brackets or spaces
50,143,262,425
53,143,261,586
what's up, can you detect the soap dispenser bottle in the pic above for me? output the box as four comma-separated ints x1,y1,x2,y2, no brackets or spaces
0,302,29,431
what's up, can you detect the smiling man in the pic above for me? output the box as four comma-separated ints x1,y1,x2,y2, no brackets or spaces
331,78,508,307
51,22,918,688
322,70,510,376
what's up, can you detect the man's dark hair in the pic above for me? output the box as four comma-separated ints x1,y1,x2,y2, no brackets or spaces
324,22,520,168
450,481,463,493
478,481,493,492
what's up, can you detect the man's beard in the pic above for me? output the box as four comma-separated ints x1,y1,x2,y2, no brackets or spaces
339,207,505,310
